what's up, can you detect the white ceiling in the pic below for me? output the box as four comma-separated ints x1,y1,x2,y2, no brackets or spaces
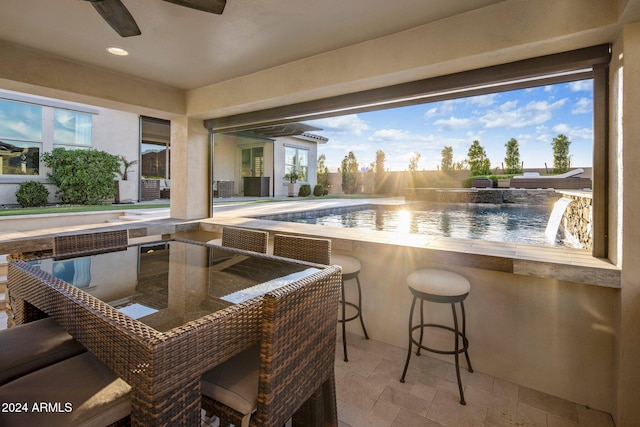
0,0,508,90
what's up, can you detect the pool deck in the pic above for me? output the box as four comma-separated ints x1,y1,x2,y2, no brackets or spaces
0,196,620,288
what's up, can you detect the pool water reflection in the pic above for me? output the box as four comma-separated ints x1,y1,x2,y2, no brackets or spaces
265,204,569,247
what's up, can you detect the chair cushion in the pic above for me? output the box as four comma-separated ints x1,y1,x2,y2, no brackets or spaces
331,254,361,275
207,238,223,246
0,352,131,427
201,345,260,415
0,318,86,386
407,269,470,297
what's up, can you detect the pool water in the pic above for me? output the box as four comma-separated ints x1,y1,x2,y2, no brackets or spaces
266,204,568,247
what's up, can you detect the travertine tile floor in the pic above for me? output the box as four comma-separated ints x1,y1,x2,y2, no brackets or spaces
0,311,615,427
336,333,615,427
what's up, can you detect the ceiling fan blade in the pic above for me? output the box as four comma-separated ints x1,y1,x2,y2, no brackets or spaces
87,0,141,37
162,0,226,15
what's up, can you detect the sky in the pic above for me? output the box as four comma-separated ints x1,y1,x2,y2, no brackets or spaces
306,79,594,172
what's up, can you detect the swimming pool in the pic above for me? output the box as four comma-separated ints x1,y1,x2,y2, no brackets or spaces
260,203,569,247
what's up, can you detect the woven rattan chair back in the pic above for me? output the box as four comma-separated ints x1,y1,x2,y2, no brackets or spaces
53,230,129,259
202,266,342,427
272,234,331,265
221,227,269,253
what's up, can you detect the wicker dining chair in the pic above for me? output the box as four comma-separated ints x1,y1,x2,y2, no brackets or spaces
272,234,331,265
53,229,129,259
0,318,86,386
221,226,269,253
201,266,342,427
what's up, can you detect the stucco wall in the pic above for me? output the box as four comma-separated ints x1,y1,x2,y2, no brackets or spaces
614,22,640,427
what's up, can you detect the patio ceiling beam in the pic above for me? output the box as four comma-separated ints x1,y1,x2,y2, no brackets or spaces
204,44,611,133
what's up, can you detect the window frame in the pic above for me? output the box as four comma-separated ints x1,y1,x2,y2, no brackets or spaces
284,145,310,182
0,91,98,181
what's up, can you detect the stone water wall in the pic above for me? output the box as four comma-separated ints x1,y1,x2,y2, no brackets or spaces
560,192,593,250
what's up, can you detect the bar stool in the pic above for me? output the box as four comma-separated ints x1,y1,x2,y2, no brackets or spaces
331,254,369,362
399,269,473,405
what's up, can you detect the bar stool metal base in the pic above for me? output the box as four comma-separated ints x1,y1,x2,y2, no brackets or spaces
399,285,473,405
333,255,369,362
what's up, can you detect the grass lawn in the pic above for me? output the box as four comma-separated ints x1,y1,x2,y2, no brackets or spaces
0,193,393,217
0,203,171,217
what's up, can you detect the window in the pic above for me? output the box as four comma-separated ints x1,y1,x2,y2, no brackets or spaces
0,94,96,177
141,142,169,178
0,99,42,176
54,109,92,147
285,146,309,181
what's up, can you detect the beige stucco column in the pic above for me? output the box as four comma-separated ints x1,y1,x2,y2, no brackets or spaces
169,117,210,219
613,21,640,427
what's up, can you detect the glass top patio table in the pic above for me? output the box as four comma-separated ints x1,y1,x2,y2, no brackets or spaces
7,238,340,426
23,239,321,332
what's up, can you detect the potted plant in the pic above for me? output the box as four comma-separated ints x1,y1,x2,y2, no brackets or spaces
115,155,138,203
284,168,299,197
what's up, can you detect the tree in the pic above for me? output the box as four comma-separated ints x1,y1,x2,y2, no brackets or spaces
552,134,572,173
453,159,468,171
316,154,330,189
504,138,521,174
467,140,491,176
340,151,361,194
373,149,386,194
440,146,453,172
408,152,421,172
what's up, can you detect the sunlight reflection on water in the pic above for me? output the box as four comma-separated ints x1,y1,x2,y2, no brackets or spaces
282,204,568,247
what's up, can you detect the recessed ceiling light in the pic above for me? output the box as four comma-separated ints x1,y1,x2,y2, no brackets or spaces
107,47,129,56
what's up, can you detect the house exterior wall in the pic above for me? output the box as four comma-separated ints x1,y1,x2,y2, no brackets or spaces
0,90,140,205
213,133,318,198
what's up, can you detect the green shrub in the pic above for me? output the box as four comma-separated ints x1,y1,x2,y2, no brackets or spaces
313,184,324,196
41,148,120,205
16,181,49,207
298,184,311,197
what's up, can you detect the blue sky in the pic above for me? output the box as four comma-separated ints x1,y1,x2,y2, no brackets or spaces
306,79,593,172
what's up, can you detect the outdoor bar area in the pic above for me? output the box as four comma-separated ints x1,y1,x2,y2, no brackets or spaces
2,1,640,426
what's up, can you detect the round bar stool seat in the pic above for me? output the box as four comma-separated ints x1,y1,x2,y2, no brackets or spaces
331,254,369,362
400,269,473,405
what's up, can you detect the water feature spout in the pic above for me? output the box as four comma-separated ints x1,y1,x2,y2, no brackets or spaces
545,197,573,243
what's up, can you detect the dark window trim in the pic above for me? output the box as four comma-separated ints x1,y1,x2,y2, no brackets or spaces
204,44,610,133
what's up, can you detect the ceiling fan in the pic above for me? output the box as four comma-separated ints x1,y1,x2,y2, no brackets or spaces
86,0,226,37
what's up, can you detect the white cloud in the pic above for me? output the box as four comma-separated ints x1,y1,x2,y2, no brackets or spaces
307,114,370,136
480,99,567,129
422,100,456,120
433,116,472,131
552,123,593,141
499,100,519,112
423,107,439,119
572,97,591,114
368,128,433,142
468,94,498,107
569,80,592,92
